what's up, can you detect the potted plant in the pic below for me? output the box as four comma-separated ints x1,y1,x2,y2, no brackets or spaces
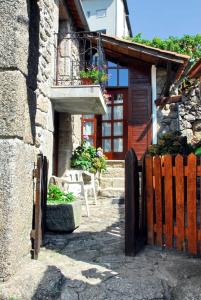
80,66,108,85
71,140,107,174
46,184,81,233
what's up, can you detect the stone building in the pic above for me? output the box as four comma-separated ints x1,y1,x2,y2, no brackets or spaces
0,0,199,282
0,0,106,280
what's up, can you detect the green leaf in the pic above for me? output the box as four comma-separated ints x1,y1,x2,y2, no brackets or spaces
195,146,201,155
128,33,201,60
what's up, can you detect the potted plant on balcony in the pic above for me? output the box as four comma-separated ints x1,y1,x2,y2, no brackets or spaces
46,184,81,233
80,66,108,85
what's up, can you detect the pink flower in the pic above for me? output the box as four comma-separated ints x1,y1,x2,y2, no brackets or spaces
97,150,103,157
83,135,89,140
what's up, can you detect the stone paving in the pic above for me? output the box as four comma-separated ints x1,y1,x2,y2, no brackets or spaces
1,197,201,299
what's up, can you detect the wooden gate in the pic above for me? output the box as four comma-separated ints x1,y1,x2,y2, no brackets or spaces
31,154,48,259
145,153,201,255
125,149,146,255
125,150,201,256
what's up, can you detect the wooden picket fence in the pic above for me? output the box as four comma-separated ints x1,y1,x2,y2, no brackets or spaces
145,153,201,255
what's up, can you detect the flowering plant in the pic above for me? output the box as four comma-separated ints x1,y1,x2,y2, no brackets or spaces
71,141,107,173
80,65,108,84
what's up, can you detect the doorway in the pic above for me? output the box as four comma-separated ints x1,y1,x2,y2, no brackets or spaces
98,89,128,160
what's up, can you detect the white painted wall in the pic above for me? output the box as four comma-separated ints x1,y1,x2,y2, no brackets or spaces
82,0,131,37
82,0,116,35
116,0,129,37
151,65,157,144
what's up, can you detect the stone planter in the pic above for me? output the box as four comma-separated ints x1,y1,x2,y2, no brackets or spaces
46,200,81,233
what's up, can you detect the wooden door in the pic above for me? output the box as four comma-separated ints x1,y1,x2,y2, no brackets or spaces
127,64,152,160
99,89,128,160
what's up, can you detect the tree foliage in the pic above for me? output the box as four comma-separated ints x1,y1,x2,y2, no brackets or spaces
127,33,201,60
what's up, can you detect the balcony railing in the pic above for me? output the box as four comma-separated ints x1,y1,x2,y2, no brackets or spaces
54,32,107,89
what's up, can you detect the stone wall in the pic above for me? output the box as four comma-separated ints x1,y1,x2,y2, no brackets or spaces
35,0,59,176
0,0,37,280
57,113,81,177
156,68,179,137
0,0,82,280
156,68,201,143
56,10,82,175
179,83,201,142
57,20,80,84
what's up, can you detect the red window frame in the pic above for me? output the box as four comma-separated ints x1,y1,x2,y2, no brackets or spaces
81,114,97,147
100,89,128,160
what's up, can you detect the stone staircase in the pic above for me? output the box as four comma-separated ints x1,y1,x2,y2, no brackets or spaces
99,160,125,199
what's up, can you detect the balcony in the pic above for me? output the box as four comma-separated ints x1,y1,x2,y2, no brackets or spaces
50,32,107,115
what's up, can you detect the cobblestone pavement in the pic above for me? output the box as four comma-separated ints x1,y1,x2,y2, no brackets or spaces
1,197,201,299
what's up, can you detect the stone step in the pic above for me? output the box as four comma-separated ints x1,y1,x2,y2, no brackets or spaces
99,177,125,189
101,167,125,178
106,160,125,169
99,188,125,198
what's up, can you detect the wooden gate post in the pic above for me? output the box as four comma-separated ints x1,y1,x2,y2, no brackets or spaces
41,156,49,240
125,148,139,256
32,154,43,259
31,154,48,259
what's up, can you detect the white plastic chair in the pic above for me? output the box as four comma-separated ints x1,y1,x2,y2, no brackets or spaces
65,170,97,217
82,170,97,205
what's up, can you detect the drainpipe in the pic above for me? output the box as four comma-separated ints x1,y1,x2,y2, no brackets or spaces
151,65,157,144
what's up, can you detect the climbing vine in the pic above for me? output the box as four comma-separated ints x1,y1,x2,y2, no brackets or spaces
126,33,201,60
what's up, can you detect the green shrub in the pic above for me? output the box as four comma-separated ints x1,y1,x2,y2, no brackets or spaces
71,141,107,173
126,33,201,60
148,132,193,156
47,184,76,204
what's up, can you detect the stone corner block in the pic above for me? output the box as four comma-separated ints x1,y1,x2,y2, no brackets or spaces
0,71,28,138
0,1,29,74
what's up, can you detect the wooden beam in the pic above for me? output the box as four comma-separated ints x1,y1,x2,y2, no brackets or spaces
155,95,182,107
188,59,201,79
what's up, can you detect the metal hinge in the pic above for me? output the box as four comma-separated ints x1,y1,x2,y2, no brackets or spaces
33,168,38,179
30,229,35,240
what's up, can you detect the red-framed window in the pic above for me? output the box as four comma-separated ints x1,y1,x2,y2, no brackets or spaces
100,89,128,160
81,114,97,146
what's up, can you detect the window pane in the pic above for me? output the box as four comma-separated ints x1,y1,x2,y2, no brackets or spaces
114,138,123,152
114,94,123,104
108,69,117,86
102,139,111,152
113,122,123,136
113,106,123,120
102,123,111,137
119,69,128,86
96,9,106,18
87,138,94,146
83,122,94,135
108,61,117,67
102,106,111,120
83,114,94,119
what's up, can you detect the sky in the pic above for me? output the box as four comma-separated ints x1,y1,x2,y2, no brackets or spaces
127,0,201,39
